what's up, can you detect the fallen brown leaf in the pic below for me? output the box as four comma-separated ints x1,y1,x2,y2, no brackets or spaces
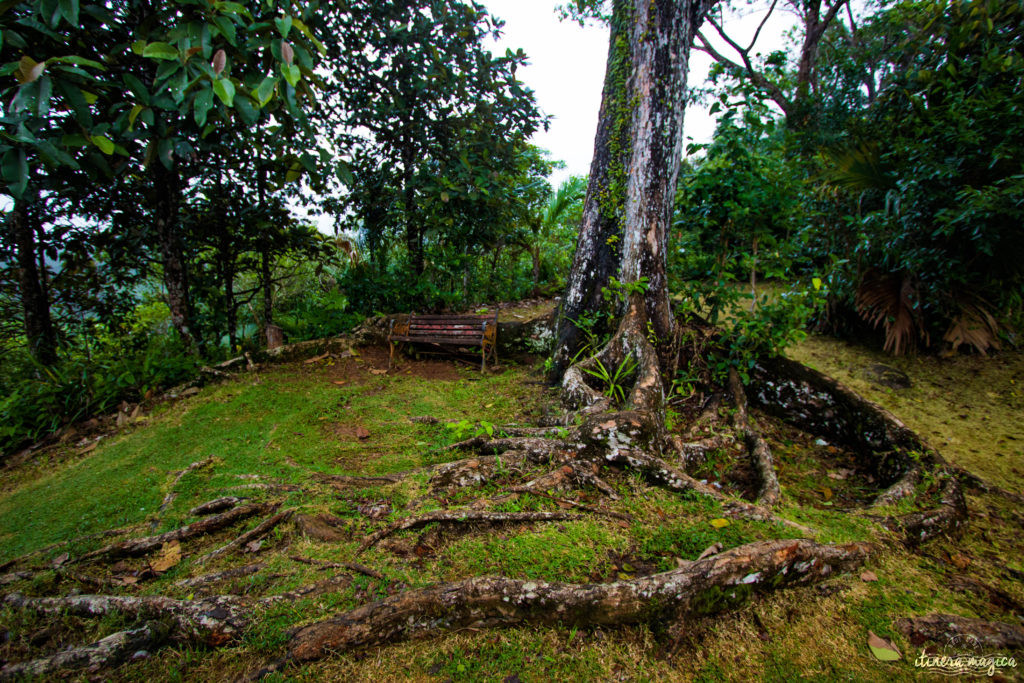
860,571,878,582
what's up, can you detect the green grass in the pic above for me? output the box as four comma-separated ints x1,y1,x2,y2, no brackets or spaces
1,339,1023,683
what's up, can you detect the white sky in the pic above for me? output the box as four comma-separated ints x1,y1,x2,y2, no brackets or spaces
483,0,800,186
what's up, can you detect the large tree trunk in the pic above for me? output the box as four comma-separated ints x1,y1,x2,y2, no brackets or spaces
552,0,710,379
9,197,58,366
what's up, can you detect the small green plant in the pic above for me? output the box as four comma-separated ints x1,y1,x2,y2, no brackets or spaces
445,419,496,441
600,276,649,303
581,354,638,404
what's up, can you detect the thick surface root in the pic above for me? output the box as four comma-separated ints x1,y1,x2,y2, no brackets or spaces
3,592,248,645
896,613,1024,650
0,622,169,681
883,475,967,546
288,538,870,661
75,503,272,563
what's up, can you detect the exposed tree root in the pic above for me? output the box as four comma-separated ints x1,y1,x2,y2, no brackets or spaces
0,525,143,572
872,467,922,508
882,475,967,546
0,621,169,681
288,539,870,661
728,369,781,507
175,563,266,589
313,473,406,489
190,496,247,516
3,592,248,645
897,613,1024,650
289,556,384,580
196,507,291,564
74,503,272,564
356,510,586,554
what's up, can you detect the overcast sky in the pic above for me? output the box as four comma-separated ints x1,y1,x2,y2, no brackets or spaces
482,0,799,186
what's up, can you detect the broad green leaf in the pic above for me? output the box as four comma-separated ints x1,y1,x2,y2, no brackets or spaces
212,78,235,106
212,16,236,46
285,161,302,183
2,148,28,198
123,74,149,103
131,40,147,55
275,15,292,38
81,90,97,104
282,63,300,87
254,76,277,106
193,88,213,126
812,277,822,291
37,140,78,168
90,134,115,155
142,42,178,61
234,95,257,125
57,0,78,26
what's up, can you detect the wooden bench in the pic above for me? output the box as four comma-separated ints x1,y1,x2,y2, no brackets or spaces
388,313,498,371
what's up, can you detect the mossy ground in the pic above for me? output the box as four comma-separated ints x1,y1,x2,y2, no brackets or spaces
1,335,1022,681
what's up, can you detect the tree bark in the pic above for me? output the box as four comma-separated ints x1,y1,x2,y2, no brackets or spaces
151,162,197,352
9,197,58,365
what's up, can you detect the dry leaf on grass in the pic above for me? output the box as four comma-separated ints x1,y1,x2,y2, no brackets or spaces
860,571,878,582
150,540,181,573
867,631,901,661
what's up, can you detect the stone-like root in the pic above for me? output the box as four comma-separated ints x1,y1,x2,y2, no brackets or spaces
0,592,249,681
748,354,968,545
287,539,871,660
896,613,1024,650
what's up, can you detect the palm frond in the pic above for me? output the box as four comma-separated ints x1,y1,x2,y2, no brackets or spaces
855,270,927,355
943,297,1001,355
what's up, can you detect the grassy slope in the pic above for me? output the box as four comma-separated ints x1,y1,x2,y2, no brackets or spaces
0,341,1022,682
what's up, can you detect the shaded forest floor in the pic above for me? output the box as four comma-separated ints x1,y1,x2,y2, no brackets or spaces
0,329,1022,681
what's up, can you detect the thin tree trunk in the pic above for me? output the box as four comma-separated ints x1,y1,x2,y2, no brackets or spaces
9,197,58,365
151,162,197,352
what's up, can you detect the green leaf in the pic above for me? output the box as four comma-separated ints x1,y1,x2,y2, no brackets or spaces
37,75,52,117
2,148,28,198
193,88,213,126
234,95,257,125
212,16,237,46
123,74,150,104
254,76,277,107
47,55,104,70
285,161,302,183
128,104,144,130
90,134,115,155
212,78,235,107
812,277,822,291
336,160,353,186
291,17,326,54
282,64,300,87
37,140,78,168
275,15,292,38
142,42,179,61
57,0,78,26
214,2,252,20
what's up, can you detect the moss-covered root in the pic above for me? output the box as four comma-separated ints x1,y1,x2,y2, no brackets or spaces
286,538,870,662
